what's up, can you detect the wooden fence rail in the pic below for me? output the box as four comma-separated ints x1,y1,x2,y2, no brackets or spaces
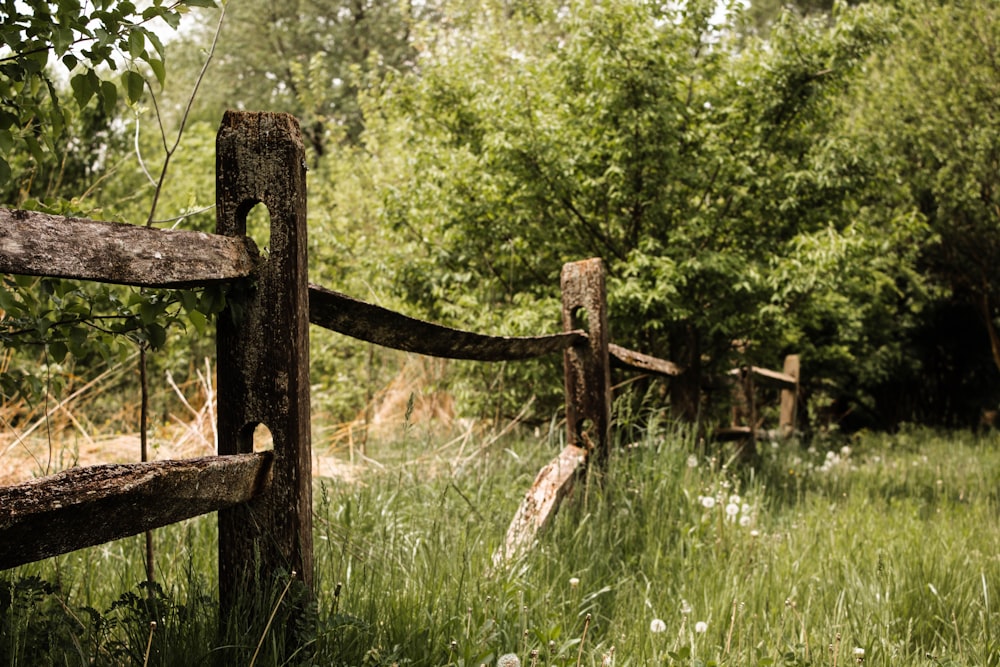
0,111,797,621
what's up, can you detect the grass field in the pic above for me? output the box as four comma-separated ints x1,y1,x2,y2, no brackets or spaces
2,421,999,666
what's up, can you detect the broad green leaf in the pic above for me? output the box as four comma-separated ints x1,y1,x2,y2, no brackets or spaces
147,58,166,87
100,79,117,115
128,28,145,58
122,70,145,103
146,322,167,349
70,70,98,107
48,341,68,363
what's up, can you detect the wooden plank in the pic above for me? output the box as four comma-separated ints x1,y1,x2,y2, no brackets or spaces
493,445,587,566
727,365,797,390
308,284,585,361
0,453,271,570
0,208,258,287
609,343,683,377
215,110,314,616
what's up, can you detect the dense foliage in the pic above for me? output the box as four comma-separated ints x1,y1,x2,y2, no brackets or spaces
2,0,1000,430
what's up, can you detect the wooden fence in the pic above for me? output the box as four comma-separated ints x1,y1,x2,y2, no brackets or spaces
0,111,795,616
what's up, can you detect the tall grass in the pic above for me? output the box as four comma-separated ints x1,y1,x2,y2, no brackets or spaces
2,424,999,665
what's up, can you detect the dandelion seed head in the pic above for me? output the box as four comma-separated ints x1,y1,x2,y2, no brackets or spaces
680,599,692,615
739,515,752,527
694,621,708,633
725,502,740,517
497,653,521,667
569,577,580,588
700,495,716,509
728,494,741,505
650,618,667,633
687,454,699,468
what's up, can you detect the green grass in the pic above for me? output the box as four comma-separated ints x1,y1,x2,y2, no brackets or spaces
3,423,999,666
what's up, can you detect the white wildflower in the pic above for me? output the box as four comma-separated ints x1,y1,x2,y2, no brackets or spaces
650,618,667,633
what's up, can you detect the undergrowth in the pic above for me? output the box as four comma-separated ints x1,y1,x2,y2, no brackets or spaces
2,424,999,666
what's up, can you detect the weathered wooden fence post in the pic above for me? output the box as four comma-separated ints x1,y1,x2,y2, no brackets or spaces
561,258,611,460
779,354,800,437
215,111,313,616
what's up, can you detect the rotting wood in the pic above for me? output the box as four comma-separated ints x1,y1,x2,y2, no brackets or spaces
561,259,611,459
0,208,258,287
608,343,683,377
493,444,587,566
0,453,271,570
215,110,313,617
309,284,586,360
726,364,797,390
779,354,800,436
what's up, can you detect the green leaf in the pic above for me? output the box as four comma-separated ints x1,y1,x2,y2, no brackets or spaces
122,70,145,104
48,341,68,363
187,308,207,335
70,71,98,108
139,300,161,325
183,0,218,7
147,58,166,87
128,28,145,58
100,79,118,115
24,134,44,164
0,157,9,188
146,323,167,349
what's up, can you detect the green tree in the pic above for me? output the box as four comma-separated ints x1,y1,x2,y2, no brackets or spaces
0,0,215,204
846,0,1000,424
173,0,439,158
361,0,923,424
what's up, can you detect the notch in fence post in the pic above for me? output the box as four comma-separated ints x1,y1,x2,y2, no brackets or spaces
779,354,800,437
215,111,312,620
561,258,611,462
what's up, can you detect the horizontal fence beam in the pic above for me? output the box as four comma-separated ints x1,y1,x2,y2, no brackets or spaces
609,343,683,377
0,452,271,570
0,208,257,287
727,365,797,390
308,283,585,361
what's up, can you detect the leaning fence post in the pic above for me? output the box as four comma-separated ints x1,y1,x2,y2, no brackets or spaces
215,111,312,617
561,258,611,461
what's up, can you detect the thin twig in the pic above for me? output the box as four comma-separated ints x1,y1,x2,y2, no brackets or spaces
145,3,228,226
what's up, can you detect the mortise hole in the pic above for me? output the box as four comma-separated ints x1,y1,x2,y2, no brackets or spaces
243,202,271,256
252,423,274,452
571,306,590,332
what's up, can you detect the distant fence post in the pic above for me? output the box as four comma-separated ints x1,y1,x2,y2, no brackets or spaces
561,259,611,461
779,354,800,437
215,111,313,616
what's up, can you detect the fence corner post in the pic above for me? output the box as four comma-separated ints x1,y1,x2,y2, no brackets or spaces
561,258,611,462
215,111,313,620
779,354,800,437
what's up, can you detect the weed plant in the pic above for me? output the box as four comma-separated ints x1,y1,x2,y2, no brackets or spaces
2,423,999,666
